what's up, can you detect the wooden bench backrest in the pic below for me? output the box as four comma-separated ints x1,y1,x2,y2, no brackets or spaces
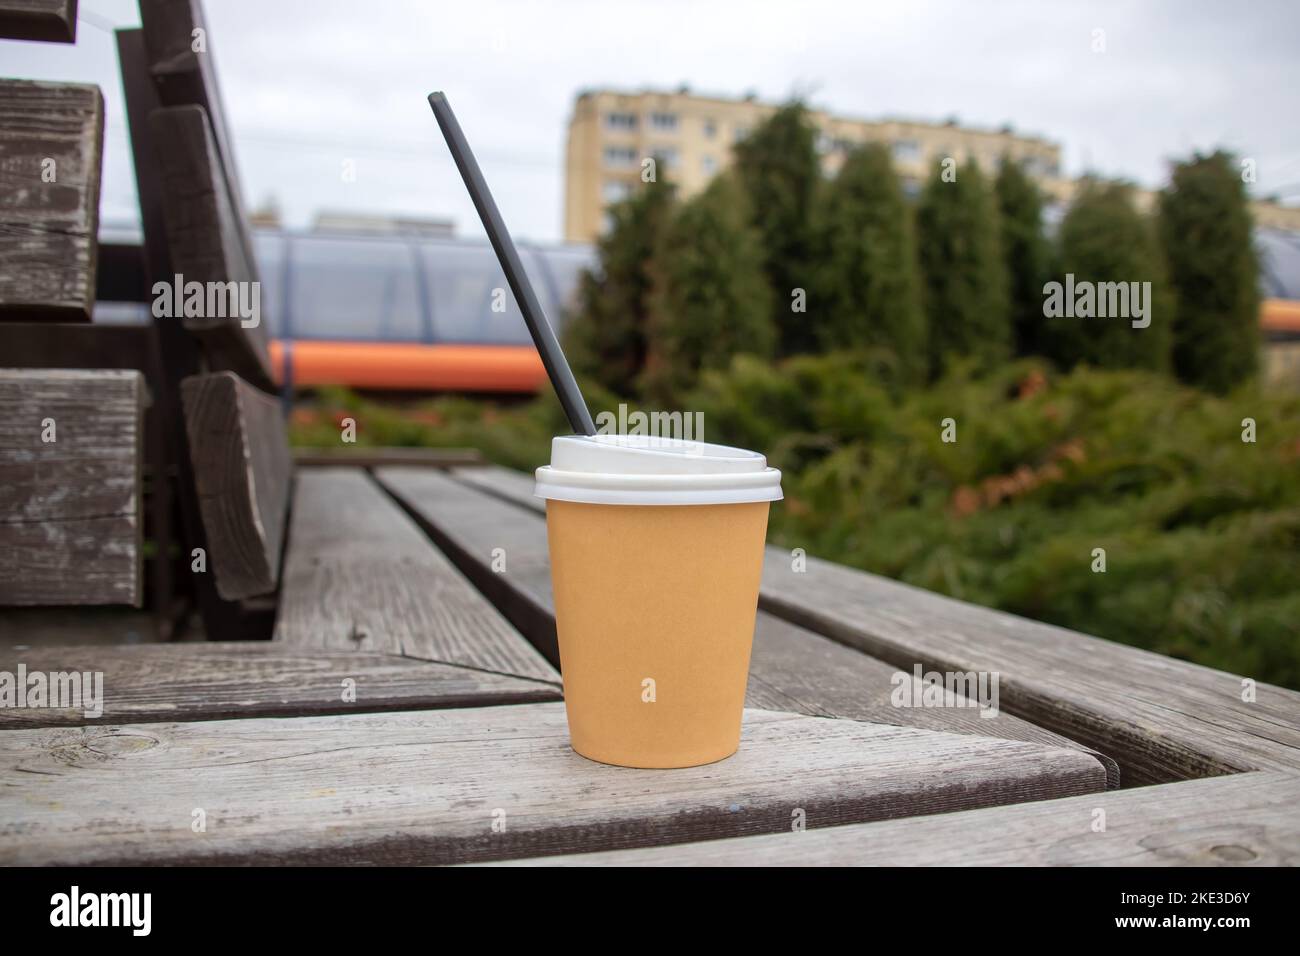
126,0,292,603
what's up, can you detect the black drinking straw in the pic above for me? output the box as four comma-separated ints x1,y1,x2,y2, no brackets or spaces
428,92,597,436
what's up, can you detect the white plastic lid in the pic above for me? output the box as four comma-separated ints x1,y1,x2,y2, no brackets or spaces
535,434,783,506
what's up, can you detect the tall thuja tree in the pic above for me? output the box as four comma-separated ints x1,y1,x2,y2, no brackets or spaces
1042,179,1173,371
814,143,926,380
733,102,821,356
564,180,675,397
916,159,1011,375
1159,151,1260,393
996,158,1051,358
643,174,774,403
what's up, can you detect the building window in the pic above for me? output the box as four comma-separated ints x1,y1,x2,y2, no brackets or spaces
893,139,922,162
702,155,717,175
901,177,921,199
605,112,637,131
703,119,717,139
603,146,638,167
733,126,750,144
649,112,678,132
602,180,634,203
654,147,679,169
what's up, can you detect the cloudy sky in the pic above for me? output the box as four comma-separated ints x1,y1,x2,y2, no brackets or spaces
4,0,1298,243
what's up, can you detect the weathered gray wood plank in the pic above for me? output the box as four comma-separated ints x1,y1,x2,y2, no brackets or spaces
379,467,1118,785
746,614,1119,788
0,1,76,44
181,370,291,599
148,104,273,390
759,547,1300,785
382,467,559,663
0,642,560,728
517,770,1300,867
0,703,1105,865
0,369,144,606
0,80,102,319
274,468,556,683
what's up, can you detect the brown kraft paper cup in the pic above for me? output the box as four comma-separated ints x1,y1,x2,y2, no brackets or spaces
546,498,771,769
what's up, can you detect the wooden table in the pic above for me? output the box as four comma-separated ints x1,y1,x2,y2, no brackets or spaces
2,464,1299,866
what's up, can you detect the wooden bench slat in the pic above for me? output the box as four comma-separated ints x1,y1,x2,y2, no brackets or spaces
377,467,1119,786
0,703,1105,865
509,769,1300,867
0,643,560,728
0,79,102,319
181,370,291,599
0,1,76,43
140,0,255,284
758,546,1300,785
148,104,274,391
0,369,144,606
274,468,557,684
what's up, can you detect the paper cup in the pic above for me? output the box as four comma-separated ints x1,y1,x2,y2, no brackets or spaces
536,435,782,768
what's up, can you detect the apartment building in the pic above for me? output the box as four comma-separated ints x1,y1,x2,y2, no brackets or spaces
564,87,1066,243
563,87,1300,243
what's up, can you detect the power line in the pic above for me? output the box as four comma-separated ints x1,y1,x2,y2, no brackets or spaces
98,118,558,171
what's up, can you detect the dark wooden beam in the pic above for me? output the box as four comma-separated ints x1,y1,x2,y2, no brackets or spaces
180,370,292,600
95,242,149,303
0,0,77,43
118,26,257,639
149,104,274,390
0,79,103,320
138,0,262,341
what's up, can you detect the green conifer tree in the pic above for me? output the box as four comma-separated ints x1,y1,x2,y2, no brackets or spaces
814,143,926,380
1042,179,1173,371
564,180,675,397
916,159,1011,375
1159,151,1260,393
733,102,821,356
996,159,1051,358
643,174,774,403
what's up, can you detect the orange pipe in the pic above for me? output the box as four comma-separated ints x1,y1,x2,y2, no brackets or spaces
1262,298,1300,333
270,340,547,392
